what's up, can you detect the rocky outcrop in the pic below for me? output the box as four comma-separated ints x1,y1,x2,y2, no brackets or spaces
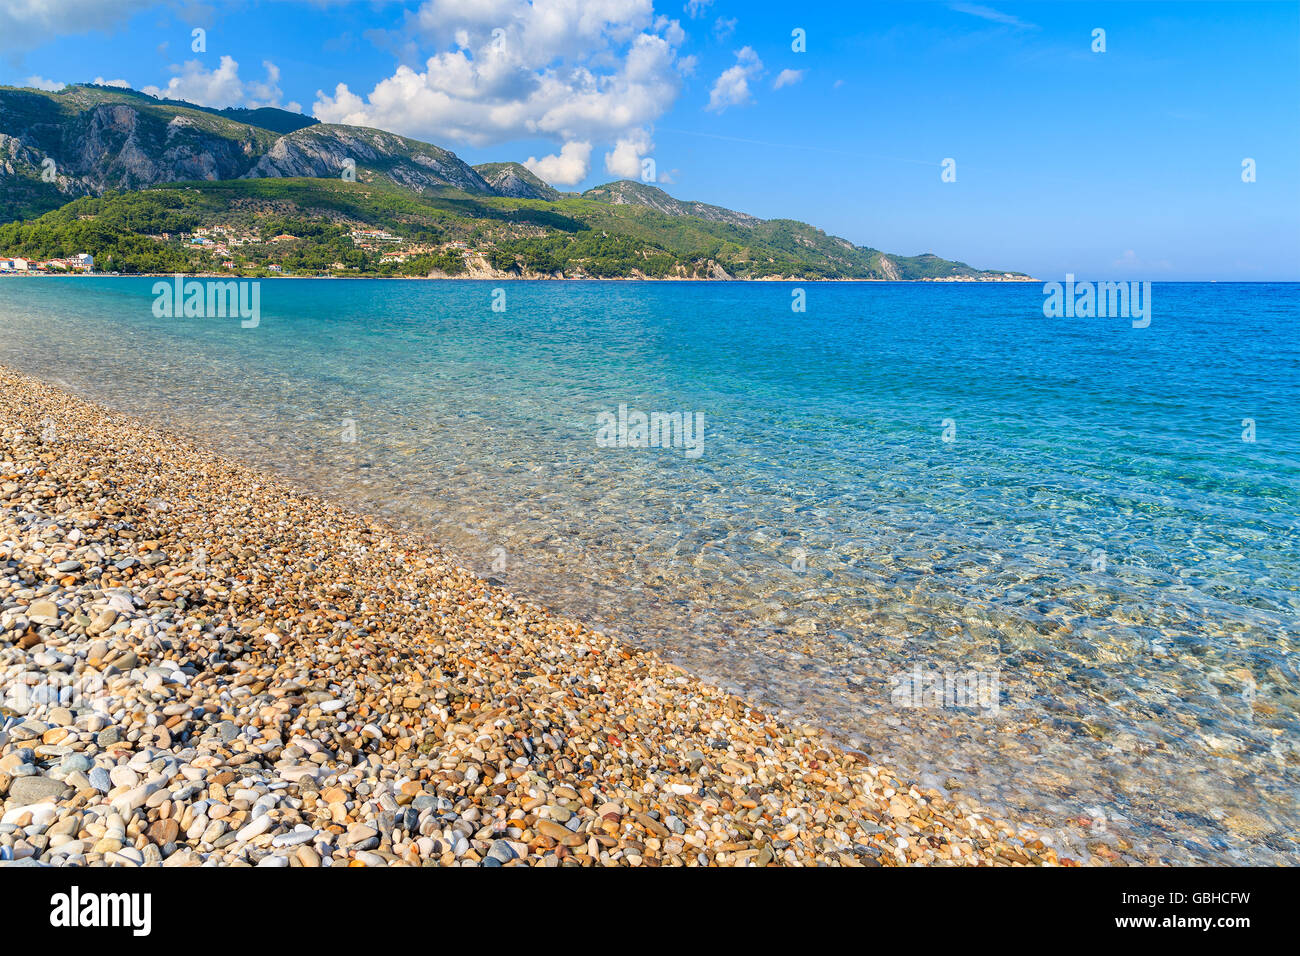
247,125,492,194
0,94,265,203
0,87,496,209
72,105,262,189
472,162,561,201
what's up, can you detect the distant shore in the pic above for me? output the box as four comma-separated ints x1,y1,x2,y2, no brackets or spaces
0,365,1071,867
0,272,1041,283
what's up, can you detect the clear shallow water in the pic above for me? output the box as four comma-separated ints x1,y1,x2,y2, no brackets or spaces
2,277,1298,863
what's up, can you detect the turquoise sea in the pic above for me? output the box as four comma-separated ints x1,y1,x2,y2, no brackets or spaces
2,277,1297,863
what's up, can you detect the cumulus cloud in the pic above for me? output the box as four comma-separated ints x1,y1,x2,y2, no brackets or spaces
706,46,762,112
23,75,64,91
0,0,152,54
772,68,804,90
93,77,132,88
713,16,737,40
143,57,286,109
604,127,652,178
524,140,592,186
684,0,714,18
313,0,690,156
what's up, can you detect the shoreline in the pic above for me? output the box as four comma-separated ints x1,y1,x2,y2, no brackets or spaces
0,272,1042,283
0,366,1073,866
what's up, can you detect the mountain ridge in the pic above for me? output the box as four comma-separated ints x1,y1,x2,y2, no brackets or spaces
580,180,760,227
0,82,1029,280
473,162,562,201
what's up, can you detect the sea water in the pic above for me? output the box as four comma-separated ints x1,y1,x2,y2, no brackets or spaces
2,277,1297,863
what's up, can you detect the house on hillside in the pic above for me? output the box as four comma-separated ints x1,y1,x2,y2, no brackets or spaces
38,254,94,273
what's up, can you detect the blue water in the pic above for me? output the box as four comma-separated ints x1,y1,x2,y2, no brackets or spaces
2,277,1298,863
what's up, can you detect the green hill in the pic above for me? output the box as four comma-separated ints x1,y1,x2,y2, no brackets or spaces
0,82,1029,280
0,177,1026,280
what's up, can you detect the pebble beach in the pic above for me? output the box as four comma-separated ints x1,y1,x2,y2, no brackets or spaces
0,365,1076,867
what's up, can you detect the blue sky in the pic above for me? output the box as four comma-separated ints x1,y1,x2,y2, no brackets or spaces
2,1,1297,280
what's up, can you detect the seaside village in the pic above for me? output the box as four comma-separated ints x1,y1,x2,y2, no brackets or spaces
164,224,458,273
0,224,464,277
174,225,424,272
0,253,94,274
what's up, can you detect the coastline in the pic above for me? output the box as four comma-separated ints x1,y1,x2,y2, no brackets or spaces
0,366,1073,867
0,272,1041,283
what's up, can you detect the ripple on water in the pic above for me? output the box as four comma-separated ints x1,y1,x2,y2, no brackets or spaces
1,277,1297,864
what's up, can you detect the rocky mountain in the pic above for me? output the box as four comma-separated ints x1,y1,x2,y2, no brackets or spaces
472,162,561,201
0,82,1027,280
247,124,491,194
581,180,759,226
0,84,279,218
0,85,493,216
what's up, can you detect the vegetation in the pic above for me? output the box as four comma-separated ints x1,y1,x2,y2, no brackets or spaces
0,177,1020,280
0,82,1026,279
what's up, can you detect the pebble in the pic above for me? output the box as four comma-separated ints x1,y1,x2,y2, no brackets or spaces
0,368,1069,868
8,776,68,804
236,815,273,843
271,828,317,848
25,600,59,627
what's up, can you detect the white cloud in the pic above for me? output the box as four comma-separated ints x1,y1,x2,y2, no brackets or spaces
705,46,762,113
0,0,152,54
93,77,131,88
524,140,592,186
143,57,286,109
684,0,714,18
23,75,64,91
604,127,652,178
772,68,804,90
245,61,286,108
314,0,689,152
713,16,737,40
949,3,1037,29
